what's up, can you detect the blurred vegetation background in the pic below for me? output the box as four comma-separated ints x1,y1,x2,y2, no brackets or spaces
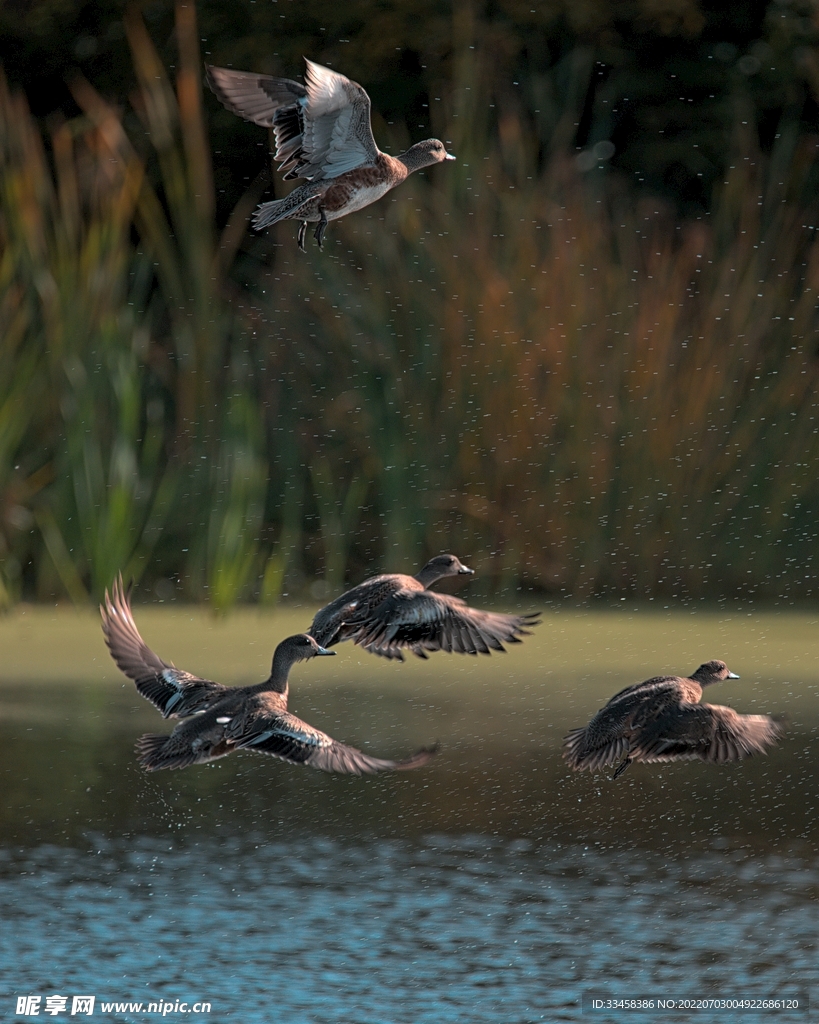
0,0,818,609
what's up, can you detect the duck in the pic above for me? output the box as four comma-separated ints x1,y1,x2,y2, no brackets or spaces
563,660,782,780
205,59,455,250
101,577,437,774
309,553,540,661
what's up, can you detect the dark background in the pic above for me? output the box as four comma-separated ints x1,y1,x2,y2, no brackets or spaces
4,0,819,217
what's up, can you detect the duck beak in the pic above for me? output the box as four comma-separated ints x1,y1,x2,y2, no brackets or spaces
316,646,336,656
727,672,740,679
458,564,475,575
445,152,456,161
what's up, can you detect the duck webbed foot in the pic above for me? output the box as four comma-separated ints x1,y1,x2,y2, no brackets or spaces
314,209,328,249
297,220,308,251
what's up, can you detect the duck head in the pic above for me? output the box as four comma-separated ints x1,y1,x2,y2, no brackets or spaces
415,554,474,587
274,633,335,666
269,633,334,691
400,138,456,173
691,660,740,686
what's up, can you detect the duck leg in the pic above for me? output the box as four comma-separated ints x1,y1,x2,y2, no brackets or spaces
297,220,308,251
313,208,328,249
612,756,632,780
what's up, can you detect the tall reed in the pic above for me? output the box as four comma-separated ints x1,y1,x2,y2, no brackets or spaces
1,15,817,605
0,68,174,602
75,5,266,603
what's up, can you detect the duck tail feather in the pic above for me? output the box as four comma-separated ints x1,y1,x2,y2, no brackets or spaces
252,198,290,230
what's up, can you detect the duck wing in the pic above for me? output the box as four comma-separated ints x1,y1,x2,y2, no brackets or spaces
563,702,638,772
351,589,539,660
562,680,685,771
298,59,379,179
308,598,360,648
309,575,409,647
232,710,437,775
206,61,378,182
101,577,229,718
205,65,308,180
634,703,783,764
205,66,306,127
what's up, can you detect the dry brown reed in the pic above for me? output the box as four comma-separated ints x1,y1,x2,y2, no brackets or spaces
256,75,819,600
1,6,818,606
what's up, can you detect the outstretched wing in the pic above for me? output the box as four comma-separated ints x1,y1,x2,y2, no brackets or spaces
101,577,229,718
296,59,378,179
351,589,540,660
206,65,308,179
206,61,378,182
635,703,783,764
232,709,437,776
205,66,306,127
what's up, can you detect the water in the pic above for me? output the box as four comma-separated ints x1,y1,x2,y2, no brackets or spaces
1,608,817,1021
1,836,814,1023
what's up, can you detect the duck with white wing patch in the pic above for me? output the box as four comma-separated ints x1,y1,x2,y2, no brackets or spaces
101,577,437,775
205,59,455,250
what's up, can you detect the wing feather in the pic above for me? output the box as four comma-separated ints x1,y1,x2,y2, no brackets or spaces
565,693,782,773
234,709,437,776
207,61,378,183
700,705,783,762
101,576,229,718
352,589,539,660
563,724,632,772
297,60,377,178
205,66,306,127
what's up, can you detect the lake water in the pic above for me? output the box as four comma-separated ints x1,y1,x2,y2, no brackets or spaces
0,606,817,1022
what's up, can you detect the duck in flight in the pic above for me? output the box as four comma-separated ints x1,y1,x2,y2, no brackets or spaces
563,660,782,780
205,59,455,250
309,554,540,661
101,577,436,774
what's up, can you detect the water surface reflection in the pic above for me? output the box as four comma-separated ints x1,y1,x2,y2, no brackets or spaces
1,609,816,1021
1,836,815,1023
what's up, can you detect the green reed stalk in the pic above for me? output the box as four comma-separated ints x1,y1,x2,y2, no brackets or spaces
0,71,177,602
73,3,267,608
2,27,817,604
